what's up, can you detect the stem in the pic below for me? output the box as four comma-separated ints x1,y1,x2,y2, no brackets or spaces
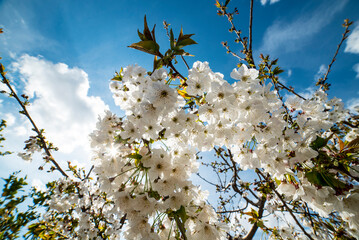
257,170,314,240
249,0,254,54
168,61,187,81
0,69,68,178
318,19,352,91
242,198,266,240
180,56,190,70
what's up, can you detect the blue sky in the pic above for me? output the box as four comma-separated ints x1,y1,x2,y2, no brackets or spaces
0,0,358,217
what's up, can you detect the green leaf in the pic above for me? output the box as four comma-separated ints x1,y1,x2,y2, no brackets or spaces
320,171,346,190
176,38,197,49
126,153,142,160
143,15,153,40
128,40,160,55
273,66,284,75
137,29,146,41
347,136,359,150
176,205,188,223
305,170,327,187
310,136,328,150
305,170,346,191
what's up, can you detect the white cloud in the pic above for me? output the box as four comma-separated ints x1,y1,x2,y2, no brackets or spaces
298,86,316,100
345,24,359,54
31,178,46,191
4,113,15,126
353,63,359,78
287,69,292,78
261,0,348,54
347,97,359,113
260,0,280,6
314,64,327,81
12,55,108,153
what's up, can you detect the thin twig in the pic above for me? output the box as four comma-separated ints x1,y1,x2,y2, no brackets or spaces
0,67,68,178
222,41,245,61
305,202,318,236
249,0,254,54
242,198,266,240
196,173,218,187
257,169,314,240
217,204,248,214
277,81,306,100
264,61,306,101
317,19,353,91
84,165,94,180
180,55,190,70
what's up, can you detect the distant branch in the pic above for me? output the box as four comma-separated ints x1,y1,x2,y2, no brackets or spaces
0,64,68,178
249,0,254,53
317,19,353,91
257,169,314,240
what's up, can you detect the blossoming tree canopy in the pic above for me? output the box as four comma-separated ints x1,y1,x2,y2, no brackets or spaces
1,1,359,240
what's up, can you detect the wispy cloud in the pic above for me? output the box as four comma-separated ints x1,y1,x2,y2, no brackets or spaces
314,64,327,81
0,1,56,55
260,0,348,54
260,0,280,6
11,55,108,153
353,63,359,78
347,97,359,113
345,24,359,54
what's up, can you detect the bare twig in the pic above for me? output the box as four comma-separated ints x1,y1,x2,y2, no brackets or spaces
84,165,95,180
0,65,68,178
222,41,245,61
196,173,218,187
242,198,266,240
249,0,254,54
277,81,306,100
317,19,353,91
180,56,190,70
257,169,314,240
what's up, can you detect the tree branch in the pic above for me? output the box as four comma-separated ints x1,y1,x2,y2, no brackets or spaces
257,170,314,240
241,198,266,240
317,19,353,91
0,65,68,178
249,0,254,54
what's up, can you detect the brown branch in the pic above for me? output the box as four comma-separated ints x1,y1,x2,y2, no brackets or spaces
222,41,245,61
341,120,359,129
119,213,127,229
84,165,94,180
180,56,190,70
264,61,306,101
196,173,218,187
249,0,254,54
257,170,314,240
276,81,306,100
304,203,318,237
241,198,266,240
227,149,260,207
217,203,248,214
0,66,68,178
218,3,256,67
317,19,353,91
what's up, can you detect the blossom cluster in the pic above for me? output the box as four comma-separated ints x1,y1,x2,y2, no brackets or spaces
37,61,357,239
107,61,357,239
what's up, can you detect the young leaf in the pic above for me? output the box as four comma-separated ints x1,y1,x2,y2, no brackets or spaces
143,15,153,40
176,38,197,49
128,40,160,55
137,29,146,41
347,136,359,149
310,136,328,151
